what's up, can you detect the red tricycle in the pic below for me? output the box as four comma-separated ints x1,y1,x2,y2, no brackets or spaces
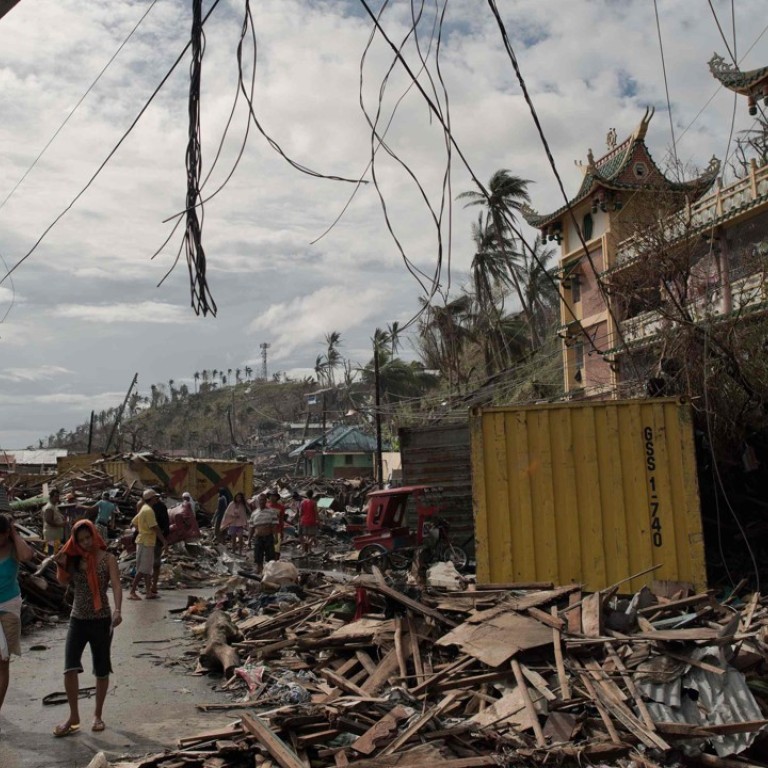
353,485,468,571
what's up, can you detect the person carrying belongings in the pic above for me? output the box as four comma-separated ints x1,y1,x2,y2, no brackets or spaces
128,489,167,600
248,494,276,574
42,488,66,555
266,490,286,558
53,520,122,737
0,513,35,727
221,492,249,556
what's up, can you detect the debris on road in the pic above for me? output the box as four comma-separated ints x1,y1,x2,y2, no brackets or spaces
99,572,768,767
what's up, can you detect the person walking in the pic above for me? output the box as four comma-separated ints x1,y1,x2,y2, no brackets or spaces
248,494,276,574
299,490,319,556
220,492,249,556
213,488,231,542
42,489,66,555
149,493,170,597
53,520,123,737
0,514,35,724
88,492,117,542
266,491,286,559
129,489,167,600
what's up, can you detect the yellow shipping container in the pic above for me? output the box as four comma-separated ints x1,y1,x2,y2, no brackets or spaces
471,398,706,592
57,455,253,512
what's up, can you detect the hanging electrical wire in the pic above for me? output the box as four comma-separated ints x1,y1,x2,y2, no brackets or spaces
484,0,640,374
355,0,601,361
0,0,160,214
652,0,680,177
0,0,225,292
183,0,215,317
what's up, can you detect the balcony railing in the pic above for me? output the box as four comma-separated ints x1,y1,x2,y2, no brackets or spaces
615,161,768,268
618,271,768,345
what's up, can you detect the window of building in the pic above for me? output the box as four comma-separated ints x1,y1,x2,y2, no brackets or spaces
582,213,594,241
345,454,354,465
571,274,581,303
574,341,585,384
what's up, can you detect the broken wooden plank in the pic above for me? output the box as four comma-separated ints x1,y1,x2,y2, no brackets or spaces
350,706,410,755
552,605,571,700
240,712,306,768
511,658,546,747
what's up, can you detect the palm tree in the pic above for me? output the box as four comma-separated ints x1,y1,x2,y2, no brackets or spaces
386,321,402,359
315,331,343,387
168,379,175,402
520,235,559,344
245,366,253,380
235,368,242,383
458,170,538,347
227,368,233,384
469,212,518,374
193,371,200,393
417,295,473,389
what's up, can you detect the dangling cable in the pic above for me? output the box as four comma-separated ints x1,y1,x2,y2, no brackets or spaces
183,0,216,317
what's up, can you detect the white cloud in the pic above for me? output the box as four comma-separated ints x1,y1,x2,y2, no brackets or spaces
0,365,72,383
249,285,387,357
51,302,190,324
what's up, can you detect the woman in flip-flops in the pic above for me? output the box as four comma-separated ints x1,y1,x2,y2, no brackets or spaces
0,513,35,725
53,520,123,736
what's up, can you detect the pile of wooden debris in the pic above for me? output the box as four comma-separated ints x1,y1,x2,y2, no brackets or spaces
106,570,768,767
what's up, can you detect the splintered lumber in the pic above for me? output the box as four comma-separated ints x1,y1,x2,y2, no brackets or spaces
199,610,242,678
380,692,459,756
350,706,410,755
240,712,306,768
511,659,546,747
552,605,570,700
365,569,457,627
361,643,412,695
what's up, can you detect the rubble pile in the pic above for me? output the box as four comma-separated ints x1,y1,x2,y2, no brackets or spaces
119,571,768,768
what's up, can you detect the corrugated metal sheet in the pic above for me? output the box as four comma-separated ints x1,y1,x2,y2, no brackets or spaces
399,424,474,555
637,648,764,756
471,398,706,591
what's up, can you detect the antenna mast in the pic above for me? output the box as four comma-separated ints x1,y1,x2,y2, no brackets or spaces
260,342,271,380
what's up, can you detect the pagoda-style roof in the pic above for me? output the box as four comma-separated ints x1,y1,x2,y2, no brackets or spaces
522,108,720,230
709,53,768,115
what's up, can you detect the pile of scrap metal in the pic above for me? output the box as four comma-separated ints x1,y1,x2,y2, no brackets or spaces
103,571,768,768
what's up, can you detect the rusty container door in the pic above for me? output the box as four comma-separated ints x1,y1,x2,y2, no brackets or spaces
471,398,705,592
399,423,474,555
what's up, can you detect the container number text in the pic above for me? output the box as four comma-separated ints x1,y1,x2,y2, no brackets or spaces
644,426,662,547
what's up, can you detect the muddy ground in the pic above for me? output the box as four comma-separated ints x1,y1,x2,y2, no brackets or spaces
2,588,232,768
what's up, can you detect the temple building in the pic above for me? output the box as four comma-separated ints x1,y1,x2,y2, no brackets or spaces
523,63,768,399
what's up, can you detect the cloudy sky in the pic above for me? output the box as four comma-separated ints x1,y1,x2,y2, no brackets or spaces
0,0,765,448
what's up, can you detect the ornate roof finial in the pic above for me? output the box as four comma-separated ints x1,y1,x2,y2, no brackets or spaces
587,148,596,168
606,128,617,150
709,52,736,75
633,107,655,140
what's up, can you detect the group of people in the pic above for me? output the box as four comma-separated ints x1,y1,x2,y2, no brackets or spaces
41,489,118,555
0,482,321,739
216,488,319,573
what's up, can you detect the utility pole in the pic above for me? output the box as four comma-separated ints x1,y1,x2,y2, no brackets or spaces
104,373,138,454
260,342,271,380
86,411,95,454
321,391,327,477
374,346,383,487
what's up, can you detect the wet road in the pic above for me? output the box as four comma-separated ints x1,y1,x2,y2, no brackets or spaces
2,589,233,768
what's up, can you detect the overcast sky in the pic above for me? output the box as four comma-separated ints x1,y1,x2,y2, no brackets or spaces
0,0,765,449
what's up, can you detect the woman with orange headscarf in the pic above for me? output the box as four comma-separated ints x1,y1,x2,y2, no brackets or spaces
52,520,122,737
